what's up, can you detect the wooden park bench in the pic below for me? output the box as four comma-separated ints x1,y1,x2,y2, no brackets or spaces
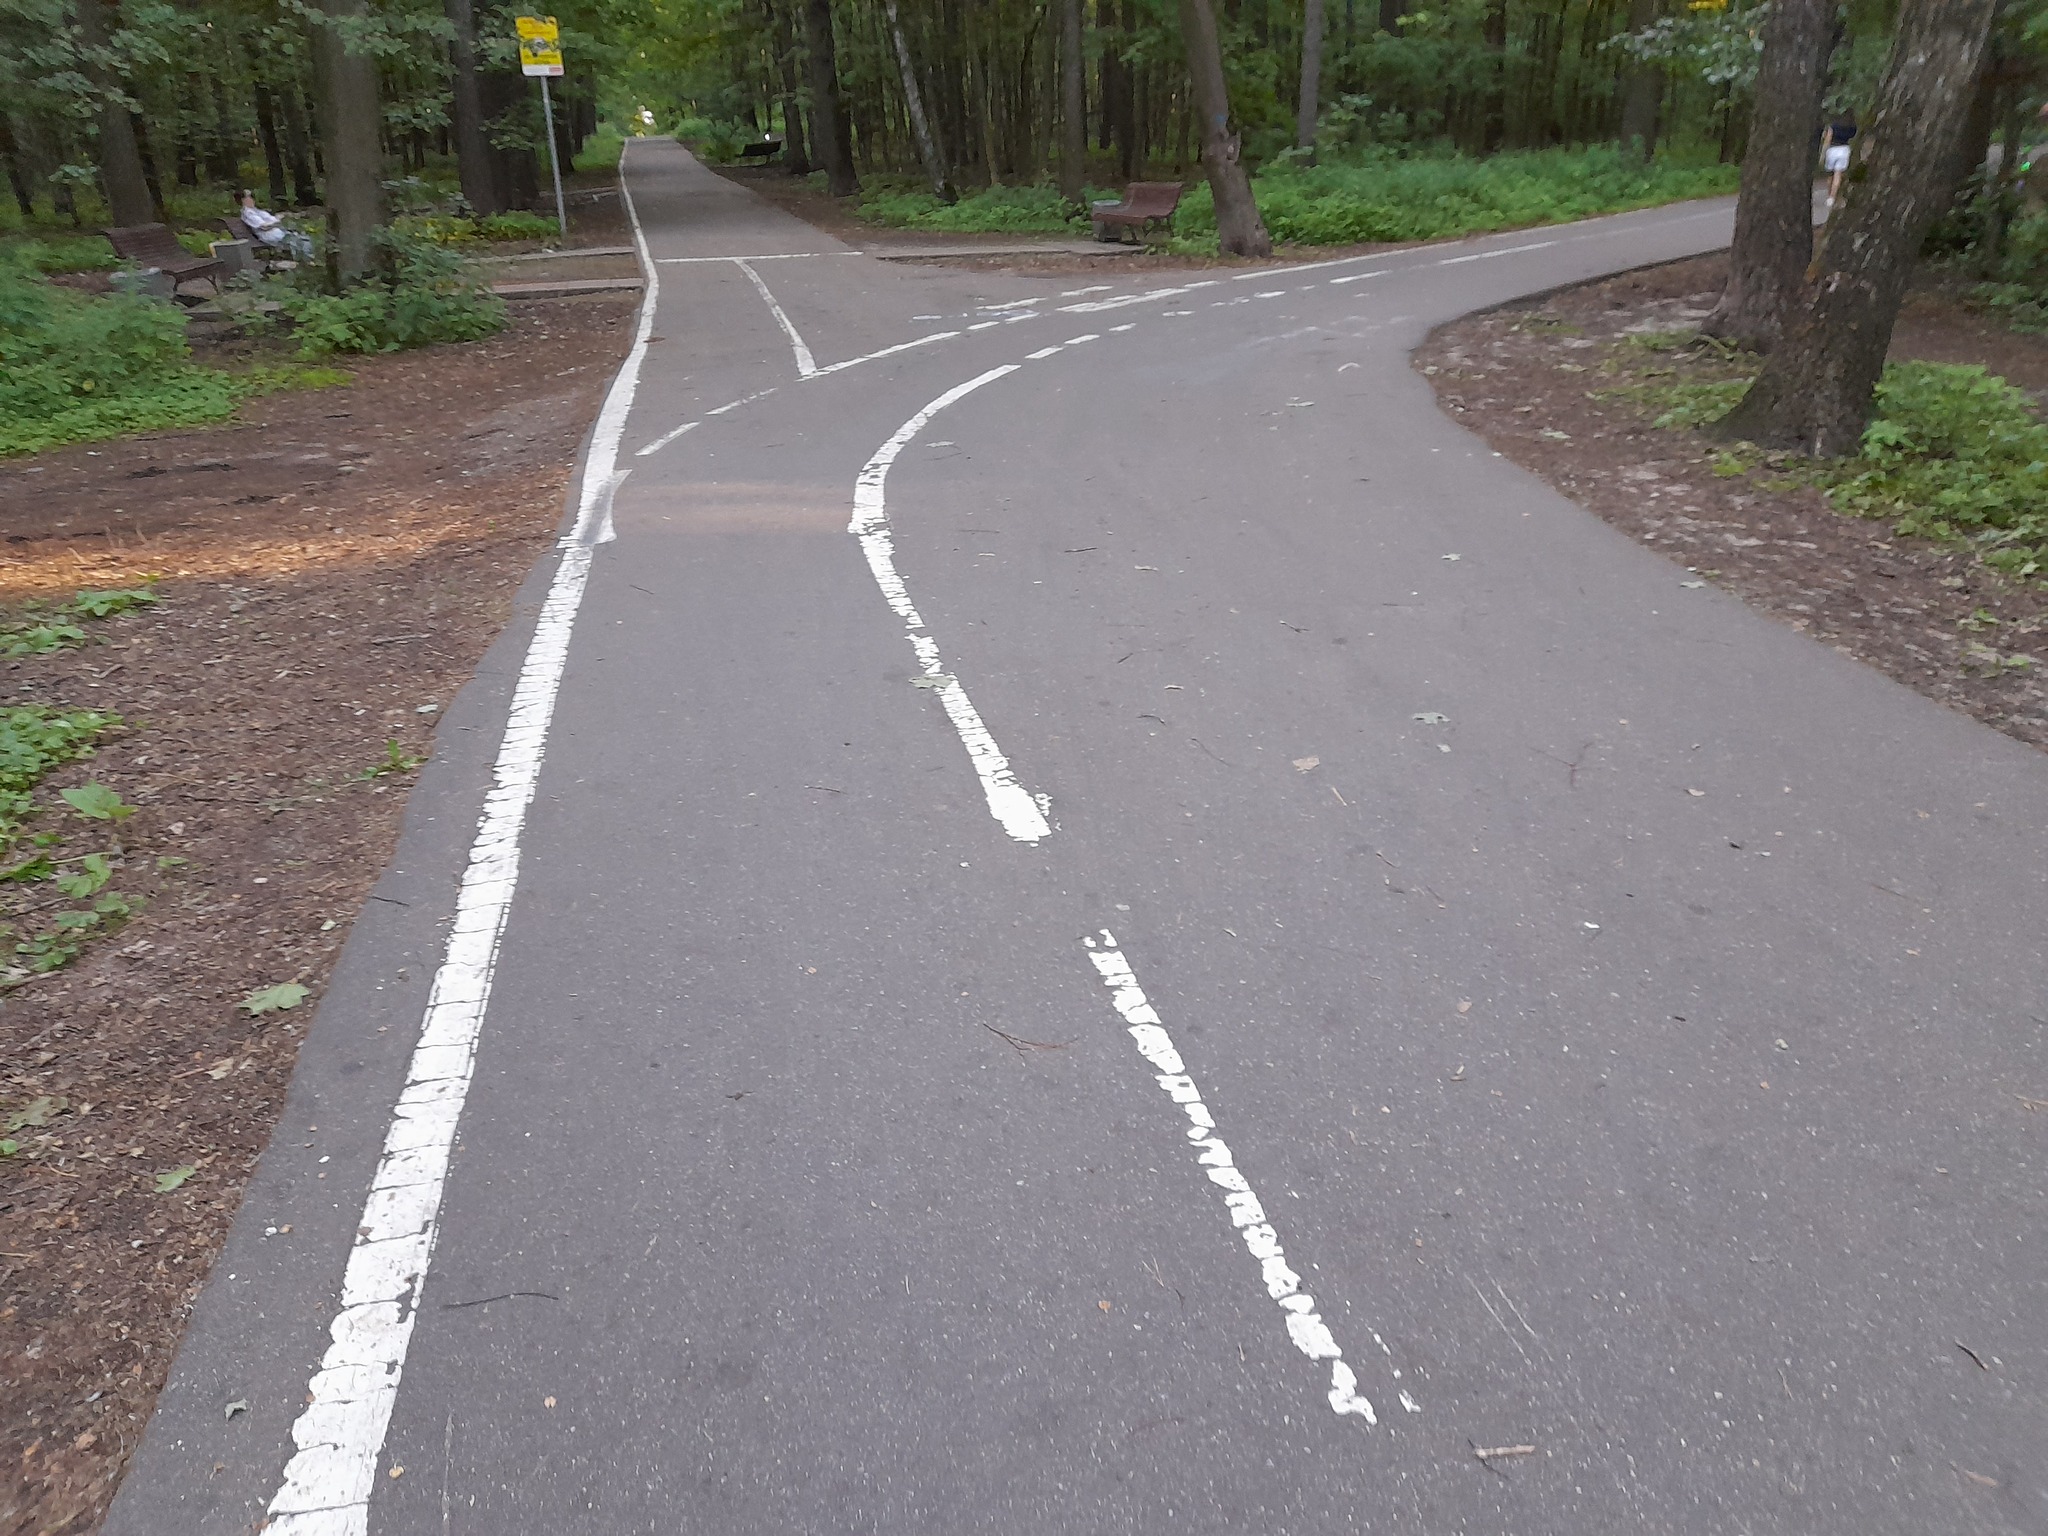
103,223,224,294
738,136,784,162
219,216,296,269
1091,182,1185,243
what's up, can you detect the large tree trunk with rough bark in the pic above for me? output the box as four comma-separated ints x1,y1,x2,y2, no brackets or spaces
888,0,955,200
1700,0,1831,348
307,0,387,283
804,0,859,196
72,0,155,227
1058,0,1084,201
1296,0,1324,152
1618,0,1663,163
1179,0,1270,256
1714,0,1999,457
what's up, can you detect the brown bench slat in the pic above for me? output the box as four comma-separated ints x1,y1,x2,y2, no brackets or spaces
1092,182,1185,242
103,223,225,286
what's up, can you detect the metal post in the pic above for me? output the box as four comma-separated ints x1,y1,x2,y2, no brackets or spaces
539,74,569,240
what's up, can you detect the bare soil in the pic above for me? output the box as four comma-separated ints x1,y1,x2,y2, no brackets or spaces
0,292,635,1534
1416,252,2046,751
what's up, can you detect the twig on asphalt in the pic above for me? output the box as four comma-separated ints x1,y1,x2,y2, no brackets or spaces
440,1291,559,1309
979,1021,1069,1057
1954,1340,1990,1370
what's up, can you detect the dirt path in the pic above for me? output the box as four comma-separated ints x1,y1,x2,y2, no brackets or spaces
0,293,634,1534
1417,253,2046,751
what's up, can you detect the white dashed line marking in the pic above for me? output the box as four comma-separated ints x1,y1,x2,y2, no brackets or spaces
1082,930,1402,1423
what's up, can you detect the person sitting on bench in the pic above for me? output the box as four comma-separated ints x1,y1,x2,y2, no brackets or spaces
236,190,314,261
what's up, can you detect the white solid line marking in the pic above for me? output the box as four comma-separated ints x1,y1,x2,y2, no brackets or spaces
1083,931,1393,1422
1328,268,1389,285
655,250,849,263
811,330,959,377
736,258,817,377
849,367,1051,844
1436,239,1557,266
561,147,659,547
1026,345,1062,359
635,420,698,456
265,142,661,1536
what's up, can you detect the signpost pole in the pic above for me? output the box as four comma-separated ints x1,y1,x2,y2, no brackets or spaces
538,73,569,239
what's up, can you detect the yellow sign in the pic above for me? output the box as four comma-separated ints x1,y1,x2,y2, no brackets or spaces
516,15,563,76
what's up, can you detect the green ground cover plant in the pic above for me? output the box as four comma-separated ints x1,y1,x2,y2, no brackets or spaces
275,230,505,356
407,210,562,246
856,179,1118,233
1176,147,1741,248
1619,345,2048,582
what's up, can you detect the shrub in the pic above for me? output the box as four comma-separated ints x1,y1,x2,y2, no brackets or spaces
407,209,560,245
280,230,505,357
857,181,1114,233
1821,362,2048,580
1173,146,1741,247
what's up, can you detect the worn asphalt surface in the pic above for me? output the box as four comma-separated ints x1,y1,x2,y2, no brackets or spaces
108,139,2047,1535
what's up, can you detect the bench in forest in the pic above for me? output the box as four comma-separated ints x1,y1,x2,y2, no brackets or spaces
738,137,784,162
1091,182,1185,243
103,224,224,293
219,216,296,269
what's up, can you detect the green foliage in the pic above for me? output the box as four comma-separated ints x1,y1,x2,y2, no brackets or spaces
1820,364,2048,580
153,1164,196,1192
70,587,158,619
406,210,562,245
362,740,426,779
856,179,1115,232
281,230,505,356
1,586,157,656
1175,147,1741,248
0,706,114,840
60,781,136,821
574,126,627,174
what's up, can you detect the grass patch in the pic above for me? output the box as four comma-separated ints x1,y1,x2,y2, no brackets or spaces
575,126,627,175
1176,146,1739,249
403,210,562,246
1616,345,2048,582
855,179,1117,234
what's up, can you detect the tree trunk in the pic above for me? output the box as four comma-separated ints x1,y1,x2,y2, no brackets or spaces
887,0,956,200
254,84,289,206
306,0,386,283
208,72,239,183
1180,0,1270,254
1978,82,2027,275
804,0,859,195
279,86,318,206
1058,0,1084,201
72,0,155,226
0,115,34,217
772,0,811,175
1479,0,1507,153
1377,0,1403,32
1618,0,1662,162
1699,0,1831,348
133,113,166,218
1296,0,1324,152
443,0,503,215
1714,0,1999,457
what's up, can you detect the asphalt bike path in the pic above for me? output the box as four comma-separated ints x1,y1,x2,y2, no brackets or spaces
111,138,2048,1535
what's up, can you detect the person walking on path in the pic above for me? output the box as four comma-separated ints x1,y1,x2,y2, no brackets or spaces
1822,113,1858,207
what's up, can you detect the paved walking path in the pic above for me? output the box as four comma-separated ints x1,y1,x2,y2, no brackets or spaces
112,139,2048,1536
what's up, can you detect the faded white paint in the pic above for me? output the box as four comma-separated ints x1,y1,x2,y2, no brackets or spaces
736,258,818,377
1083,930,1405,1423
848,367,1051,844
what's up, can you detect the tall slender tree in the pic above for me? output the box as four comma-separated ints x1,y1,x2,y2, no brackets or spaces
887,0,955,199
1715,0,2000,456
1058,0,1084,201
443,0,502,215
1617,0,1663,162
1297,0,1325,153
1180,0,1269,254
1700,0,1832,349
306,0,385,281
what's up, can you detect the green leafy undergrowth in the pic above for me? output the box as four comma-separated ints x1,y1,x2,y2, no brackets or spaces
1175,146,1740,249
1617,346,2048,581
856,179,1118,234
1,586,158,656
0,705,139,989
279,231,505,356
0,254,347,456
405,210,561,246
